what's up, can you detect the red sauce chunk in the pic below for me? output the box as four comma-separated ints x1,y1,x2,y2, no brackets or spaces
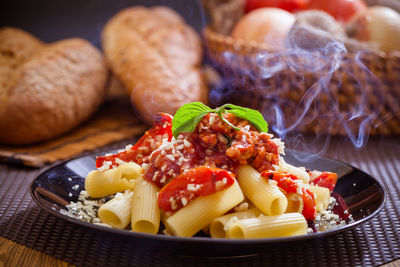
157,166,235,213
262,170,317,221
309,171,338,192
96,113,173,169
331,192,350,221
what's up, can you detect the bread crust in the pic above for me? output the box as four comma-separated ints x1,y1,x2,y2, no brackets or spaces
0,27,108,145
102,6,208,124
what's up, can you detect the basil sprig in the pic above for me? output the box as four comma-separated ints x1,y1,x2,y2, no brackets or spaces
172,102,268,138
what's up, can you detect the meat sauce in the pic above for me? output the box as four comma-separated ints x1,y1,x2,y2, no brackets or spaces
143,113,280,188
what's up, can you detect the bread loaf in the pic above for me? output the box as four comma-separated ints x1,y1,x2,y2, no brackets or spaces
0,27,108,145
102,6,208,124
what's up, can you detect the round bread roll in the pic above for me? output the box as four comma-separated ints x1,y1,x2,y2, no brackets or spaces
102,6,208,124
0,27,108,145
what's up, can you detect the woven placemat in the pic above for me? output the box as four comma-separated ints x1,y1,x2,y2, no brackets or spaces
0,138,399,266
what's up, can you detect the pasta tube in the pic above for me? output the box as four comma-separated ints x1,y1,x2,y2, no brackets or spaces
285,193,304,213
226,213,307,239
98,190,133,229
279,158,310,184
85,163,141,198
210,208,262,238
308,184,330,212
131,177,160,234
164,180,244,237
237,165,287,216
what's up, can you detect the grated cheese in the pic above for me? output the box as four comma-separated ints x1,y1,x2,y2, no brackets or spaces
115,158,128,165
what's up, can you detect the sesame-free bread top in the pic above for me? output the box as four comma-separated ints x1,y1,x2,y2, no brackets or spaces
0,27,108,145
102,6,208,124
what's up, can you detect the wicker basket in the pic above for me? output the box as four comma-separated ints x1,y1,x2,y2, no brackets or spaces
204,27,400,136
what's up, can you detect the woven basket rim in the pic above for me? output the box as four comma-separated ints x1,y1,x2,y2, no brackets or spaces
203,26,400,59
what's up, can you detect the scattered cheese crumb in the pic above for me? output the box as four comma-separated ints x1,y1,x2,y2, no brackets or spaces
270,138,285,154
115,158,128,165
268,179,278,186
181,197,188,207
234,202,249,212
169,197,178,210
183,139,191,147
224,216,239,231
166,155,175,161
187,184,196,191
97,161,112,171
63,190,107,223
215,178,227,190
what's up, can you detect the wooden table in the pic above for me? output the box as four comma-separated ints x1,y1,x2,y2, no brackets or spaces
1,235,399,266
0,237,70,266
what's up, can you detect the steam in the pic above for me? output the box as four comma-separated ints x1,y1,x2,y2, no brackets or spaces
208,24,384,160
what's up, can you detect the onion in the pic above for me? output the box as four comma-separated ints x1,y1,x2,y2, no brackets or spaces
231,8,295,49
347,6,400,52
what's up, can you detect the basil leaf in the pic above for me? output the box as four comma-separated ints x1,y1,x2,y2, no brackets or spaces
223,104,268,133
171,102,269,137
172,102,213,137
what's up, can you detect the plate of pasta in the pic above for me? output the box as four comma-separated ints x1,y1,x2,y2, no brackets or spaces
30,103,386,256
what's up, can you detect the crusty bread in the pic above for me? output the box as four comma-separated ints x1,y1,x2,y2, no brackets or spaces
0,27,108,145
102,6,208,124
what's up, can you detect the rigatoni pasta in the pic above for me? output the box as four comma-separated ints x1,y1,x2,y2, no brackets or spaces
164,180,244,237
225,213,308,239
279,158,310,184
131,176,161,234
237,165,287,216
98,190,133,229
210,208,262,238
85,162,141,198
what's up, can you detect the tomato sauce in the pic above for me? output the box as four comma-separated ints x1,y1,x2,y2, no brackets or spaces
96,113,173,169
157,166,235,212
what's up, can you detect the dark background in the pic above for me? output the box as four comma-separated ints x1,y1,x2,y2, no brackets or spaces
0,0,206,47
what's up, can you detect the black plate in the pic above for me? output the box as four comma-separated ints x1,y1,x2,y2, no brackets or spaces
30,150,386,257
